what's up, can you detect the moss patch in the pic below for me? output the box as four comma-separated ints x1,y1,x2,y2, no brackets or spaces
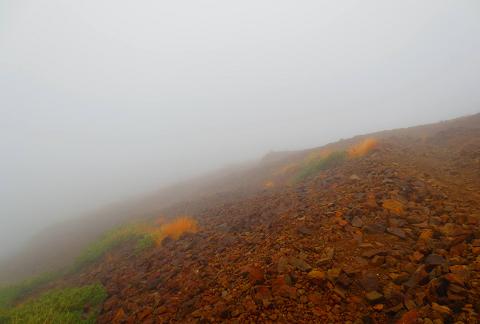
0,284,107,324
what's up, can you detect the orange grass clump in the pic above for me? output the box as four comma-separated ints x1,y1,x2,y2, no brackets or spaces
161,216,198,240
264,180,275,189
348,138,379,158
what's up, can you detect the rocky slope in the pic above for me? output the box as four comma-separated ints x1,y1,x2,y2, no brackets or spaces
17,114,480,323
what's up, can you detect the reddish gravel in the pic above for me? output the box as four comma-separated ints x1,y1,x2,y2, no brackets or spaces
48,115,480,323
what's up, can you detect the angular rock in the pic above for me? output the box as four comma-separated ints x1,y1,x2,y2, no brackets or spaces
336,272,352,287
365,291,383,303
383,199,405,215
333,286,346,299
307,270,326,280
389,218,407,228
431,302,452,316
425,254,446,266
439,223,466,237
364,224,386,234
254,286,272,306
391,272,409,285
289,257,312,272
410,251,424,263
359,271,380,291
472,239,480,247
373,304,384,311
113,308,126,322
137,307,153,321
272,283,297,299
241,266,265,284
404,265,429,288
277,257,289,273
327,268,342,282
362,249,388,258
350,174,361,181
351,216,363,228
320,247,335,261
272,274,293,287
371,255,384,266
418,229,433,241
365,194,378,208
396,310,419,324
387,227,406,239
307,292,323,305
297,226,313,236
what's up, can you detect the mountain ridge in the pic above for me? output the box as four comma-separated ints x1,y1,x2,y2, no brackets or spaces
1,112,479,323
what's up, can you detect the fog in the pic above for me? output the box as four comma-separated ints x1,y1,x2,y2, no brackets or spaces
1,1,479,260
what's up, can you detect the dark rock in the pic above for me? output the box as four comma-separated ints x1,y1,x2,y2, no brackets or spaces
351,216,364,228
362,249,388,258
425,254,446,266
333,286,346,299
384,303,404,314
176,299,196,319
386,227,406,239
365,291,383,303
350,174,361,181
336,272,352,287
289,257,312,272
241,266,265,284
396,310,419,324
404,265,429,288
431,302,452,316
392,272,410,285
371,255,385,266
307,270,325,281
317,247,335,264
253,285,272,306
297,226,313,236
277,257,289,273
327,268,342,282
364,224,386,234
359,271,380,291
389,218,407,228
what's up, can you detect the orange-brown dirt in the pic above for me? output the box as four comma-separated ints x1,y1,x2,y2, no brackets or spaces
14,114,480,323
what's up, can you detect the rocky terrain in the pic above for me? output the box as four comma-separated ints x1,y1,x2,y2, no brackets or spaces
12,114,480,323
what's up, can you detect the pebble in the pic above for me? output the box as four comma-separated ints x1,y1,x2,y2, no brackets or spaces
365,291,383,303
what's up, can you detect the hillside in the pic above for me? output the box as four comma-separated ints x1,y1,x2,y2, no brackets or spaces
1,113,480,323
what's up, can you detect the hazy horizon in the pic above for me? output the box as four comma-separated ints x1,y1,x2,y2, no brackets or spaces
1,1,480,259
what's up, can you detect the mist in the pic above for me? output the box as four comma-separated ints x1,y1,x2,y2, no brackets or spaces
1,1,479,260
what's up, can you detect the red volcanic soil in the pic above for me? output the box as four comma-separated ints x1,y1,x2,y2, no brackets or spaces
8,113,480,323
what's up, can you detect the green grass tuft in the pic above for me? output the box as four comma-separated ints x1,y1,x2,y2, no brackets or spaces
71,223,154,272
0,284,107,324
294,150,347,182
135,233,156,253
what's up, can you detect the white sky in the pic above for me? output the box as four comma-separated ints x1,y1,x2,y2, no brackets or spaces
1,0,479,258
